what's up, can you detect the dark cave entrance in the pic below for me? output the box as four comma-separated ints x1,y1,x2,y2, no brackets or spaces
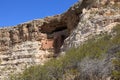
51,26,67,33
52,26,69,57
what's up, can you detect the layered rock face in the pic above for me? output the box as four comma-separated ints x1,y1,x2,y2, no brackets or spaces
0,0,89,79
0,0,120,79
61,0,120,52
0,16,69,79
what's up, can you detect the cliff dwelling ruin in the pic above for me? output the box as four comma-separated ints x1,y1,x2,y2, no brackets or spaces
40,25,69,57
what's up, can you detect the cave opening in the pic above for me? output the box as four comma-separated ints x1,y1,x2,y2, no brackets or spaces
53,34,67,57
51,26,67,33
52,26,69,57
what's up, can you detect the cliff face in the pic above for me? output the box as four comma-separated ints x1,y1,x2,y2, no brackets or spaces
0,16,68,79
0,0,120,79
0,0,85,79
62,0,120,51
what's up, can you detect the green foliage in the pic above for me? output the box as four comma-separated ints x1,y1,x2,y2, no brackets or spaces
111,24,120,80
11,24,120,80
112,51,120,80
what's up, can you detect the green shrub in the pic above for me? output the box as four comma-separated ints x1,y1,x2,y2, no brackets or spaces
112,51,120,80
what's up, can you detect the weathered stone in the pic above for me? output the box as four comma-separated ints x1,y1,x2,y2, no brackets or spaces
61,0,120,52
0,0,119,79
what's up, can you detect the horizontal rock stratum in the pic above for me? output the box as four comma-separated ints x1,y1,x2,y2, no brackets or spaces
0,0,120,79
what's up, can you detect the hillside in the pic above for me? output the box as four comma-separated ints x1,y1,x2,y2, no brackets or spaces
0,0,120,80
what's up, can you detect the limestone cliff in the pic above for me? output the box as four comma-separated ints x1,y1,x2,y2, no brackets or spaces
61,0,120,52
0,0,120,79
0,15,68,79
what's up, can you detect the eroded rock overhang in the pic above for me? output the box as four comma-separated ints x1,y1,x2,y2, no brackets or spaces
0,0,100,79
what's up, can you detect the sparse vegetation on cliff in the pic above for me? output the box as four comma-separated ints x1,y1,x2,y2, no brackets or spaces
10,24,120,80
0,0,119,80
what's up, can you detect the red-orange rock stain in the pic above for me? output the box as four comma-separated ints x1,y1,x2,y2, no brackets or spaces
41,39,54,50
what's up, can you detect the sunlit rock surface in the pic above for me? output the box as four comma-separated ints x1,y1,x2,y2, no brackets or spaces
0,0,120,79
